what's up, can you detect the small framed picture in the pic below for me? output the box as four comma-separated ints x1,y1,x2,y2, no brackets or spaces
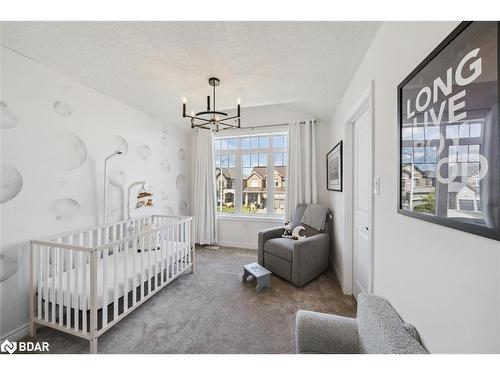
327,140,343,192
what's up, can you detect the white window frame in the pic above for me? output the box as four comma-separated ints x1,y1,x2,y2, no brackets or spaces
214,128,287,218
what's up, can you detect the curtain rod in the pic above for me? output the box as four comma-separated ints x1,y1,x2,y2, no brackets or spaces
217,120,315,132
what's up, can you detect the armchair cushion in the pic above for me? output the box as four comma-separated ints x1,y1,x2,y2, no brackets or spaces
296,310,359,354
263,238,295,262
258,226,283,265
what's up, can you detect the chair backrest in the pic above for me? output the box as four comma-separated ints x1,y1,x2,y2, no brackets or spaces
357,294,428,354
291,204,309,228
292,204,329,237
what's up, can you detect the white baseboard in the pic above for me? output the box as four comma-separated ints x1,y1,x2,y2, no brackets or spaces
332,262,345,291
215,241,257,250
1,322,29,342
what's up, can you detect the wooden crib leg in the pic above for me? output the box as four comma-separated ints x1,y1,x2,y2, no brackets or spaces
29,321,37,337
90,337,98,354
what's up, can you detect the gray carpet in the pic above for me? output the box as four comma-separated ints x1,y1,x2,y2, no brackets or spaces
22,246,356,353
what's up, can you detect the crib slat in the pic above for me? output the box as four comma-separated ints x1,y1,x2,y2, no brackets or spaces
155,229,159,286
82,252,88,333
43,246,49,321
188,220,191,267
113,244,118,320
123,239,129,313
179,223,183,273
142,232,146,299
132,236,137,305
74,235,83,330
182,221,186,272
103,237,109,327
160,227,164,285
140,232,145,300
37,245,42,320
66,247,72,328
147,230,152,293
175,223,181,275
74,249,80,330
50,247,56,324
169,224,173,280
178,223,182,272
57,246,63,326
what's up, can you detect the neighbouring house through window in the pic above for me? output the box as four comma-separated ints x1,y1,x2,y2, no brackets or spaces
214,131,287,216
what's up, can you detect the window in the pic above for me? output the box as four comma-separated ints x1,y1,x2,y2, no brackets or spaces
214,132,287,216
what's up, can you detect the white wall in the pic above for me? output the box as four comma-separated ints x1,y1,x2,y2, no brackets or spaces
317,22,500,353
0,47,191,339
217,217,283,249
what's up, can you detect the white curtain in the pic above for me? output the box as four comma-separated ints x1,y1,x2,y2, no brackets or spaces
285,120,317,222
193,129,218,244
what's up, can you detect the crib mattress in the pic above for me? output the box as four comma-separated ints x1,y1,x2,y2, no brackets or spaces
42,240,190,310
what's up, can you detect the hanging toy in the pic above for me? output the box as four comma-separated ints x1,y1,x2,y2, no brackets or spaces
136,188,154,209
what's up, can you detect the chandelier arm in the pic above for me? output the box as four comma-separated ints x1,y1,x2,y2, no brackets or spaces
186,114,215,122
197,124,212,130
217,121,239,128
220,114,240,121
192,120,212,126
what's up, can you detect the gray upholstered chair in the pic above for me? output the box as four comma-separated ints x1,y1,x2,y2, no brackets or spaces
295,293,428,354
258,204,330,287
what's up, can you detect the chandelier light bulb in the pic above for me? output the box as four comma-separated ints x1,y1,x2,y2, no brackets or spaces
182,97,186,104
237,98,241,105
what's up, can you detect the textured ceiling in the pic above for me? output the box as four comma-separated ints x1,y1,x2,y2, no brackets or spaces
0,21,380,128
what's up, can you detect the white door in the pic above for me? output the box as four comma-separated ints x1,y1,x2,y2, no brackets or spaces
352,108,371,299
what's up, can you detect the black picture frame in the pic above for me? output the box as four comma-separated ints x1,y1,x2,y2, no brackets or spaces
327,140,343,192
397,21,500,241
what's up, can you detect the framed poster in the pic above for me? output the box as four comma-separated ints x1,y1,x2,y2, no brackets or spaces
397,21,500,241
327,140,343,192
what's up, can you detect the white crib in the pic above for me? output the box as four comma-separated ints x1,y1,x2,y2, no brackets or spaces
29,215,194,353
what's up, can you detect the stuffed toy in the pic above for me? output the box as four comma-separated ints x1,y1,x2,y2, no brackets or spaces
292,225,306,240
282,222,293,238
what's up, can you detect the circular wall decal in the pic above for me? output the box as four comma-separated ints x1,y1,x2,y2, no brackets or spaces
113,135,129,154
138,145,152,161
0,101,19,129
50,130,88,171
53,100,72,117
50,198,81,221
178,148,185,160
0,252,19,283
108,168,127,187
176,174,185,190
161,159,171,173
1,163,23,204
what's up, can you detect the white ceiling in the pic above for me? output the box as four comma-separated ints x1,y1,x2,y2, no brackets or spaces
0,21,380,128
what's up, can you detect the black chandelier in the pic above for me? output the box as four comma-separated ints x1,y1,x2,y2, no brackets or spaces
182,77,241,131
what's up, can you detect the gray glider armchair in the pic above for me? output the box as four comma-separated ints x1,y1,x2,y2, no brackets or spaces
258,204,330,287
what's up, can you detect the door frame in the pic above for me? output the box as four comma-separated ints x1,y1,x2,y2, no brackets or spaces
343,81,375,296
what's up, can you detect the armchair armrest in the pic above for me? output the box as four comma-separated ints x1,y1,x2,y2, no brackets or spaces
258,226,283,265
295,310,359,354
292,233,330,286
